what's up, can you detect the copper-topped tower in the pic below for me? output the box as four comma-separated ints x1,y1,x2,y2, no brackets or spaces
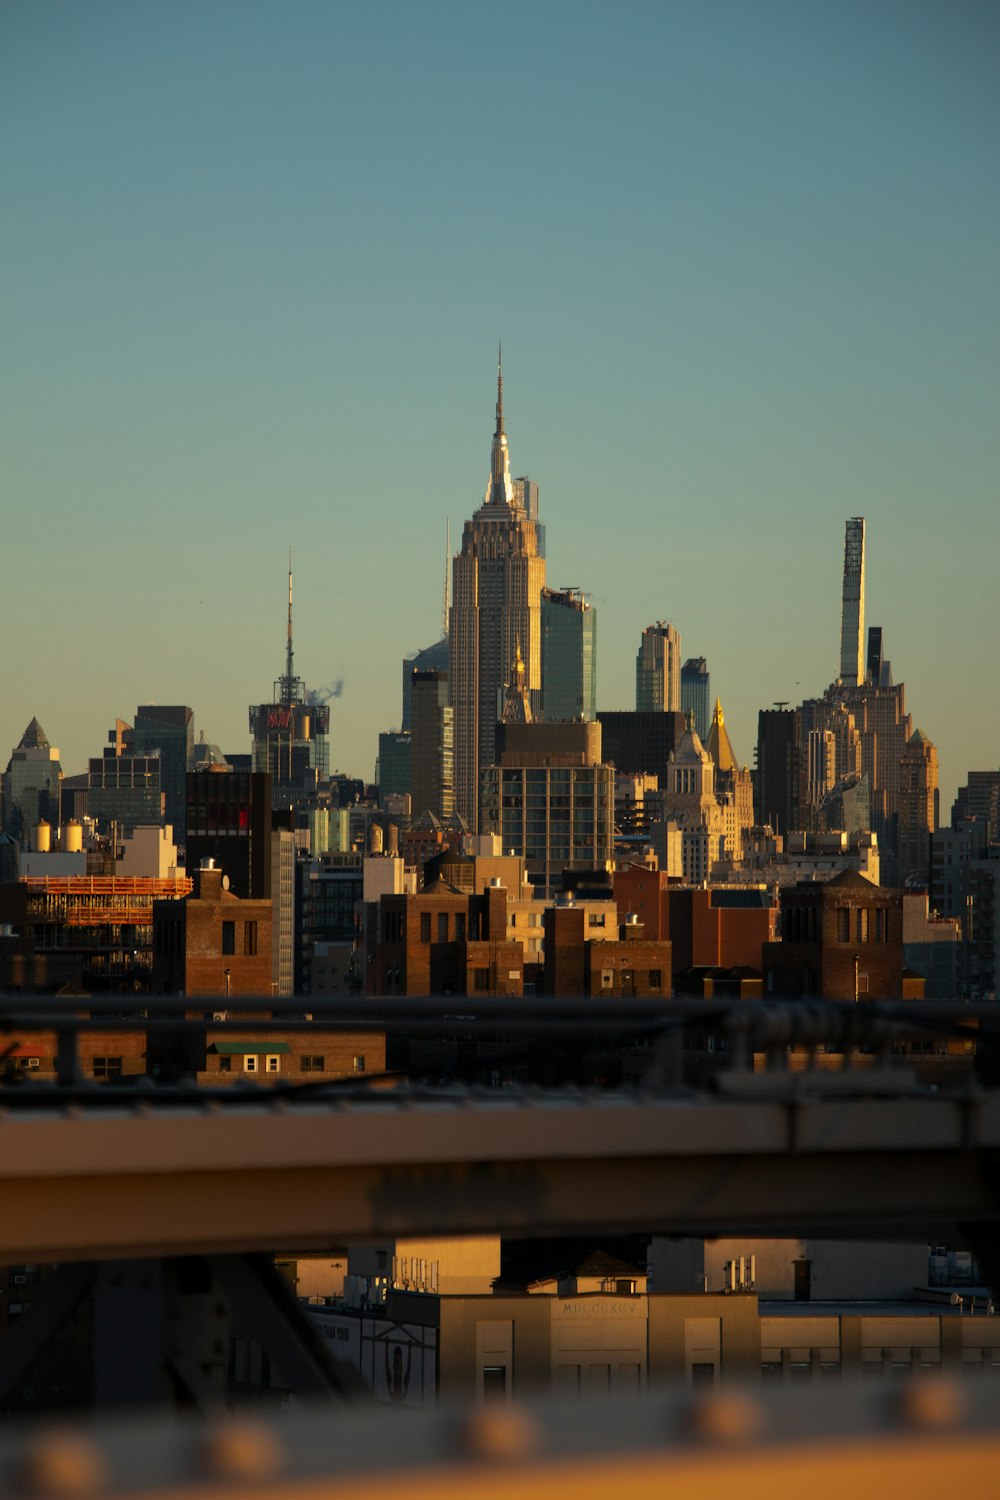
450,353,545,828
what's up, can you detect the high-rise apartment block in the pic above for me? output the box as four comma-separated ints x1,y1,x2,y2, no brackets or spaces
680,658,710,742
636,622,681,713
541,587,596,722
839,517,865,686
450,358,545,830
481,720,614,895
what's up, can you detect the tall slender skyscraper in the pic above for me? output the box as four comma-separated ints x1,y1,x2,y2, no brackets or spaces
450,354,545,829
636,622,681,712
839,517,866,686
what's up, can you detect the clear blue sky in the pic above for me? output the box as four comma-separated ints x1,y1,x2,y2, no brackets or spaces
3,0,998,809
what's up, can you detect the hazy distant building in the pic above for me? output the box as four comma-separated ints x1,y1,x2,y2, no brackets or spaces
680,658,710,742
450,357,545,829
818,773,870,837
597,711,685,781
952,772,1000,844
636,622,681,713
132,705,194,836
755,709,798,835
87,720,164,837
402,638,449,733
512,475,545,558
410,669,454,823
377,732,411,802
541,587,596,721
897,729,939,889
866,625,892,687
839,517,865,686
2,718,61,842
806,728,837,813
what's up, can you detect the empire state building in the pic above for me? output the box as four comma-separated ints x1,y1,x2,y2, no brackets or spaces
450,355,545,829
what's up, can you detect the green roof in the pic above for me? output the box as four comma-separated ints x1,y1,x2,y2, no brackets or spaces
213,1041,290,1055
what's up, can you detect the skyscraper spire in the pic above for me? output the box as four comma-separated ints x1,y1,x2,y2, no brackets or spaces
485,344,514,507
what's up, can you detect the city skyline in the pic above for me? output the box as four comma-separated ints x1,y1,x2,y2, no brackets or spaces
3,1,998,807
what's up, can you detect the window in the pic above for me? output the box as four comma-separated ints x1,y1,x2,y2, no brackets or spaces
92,1057,123,1080
455,913,466,941
244,921,258,955
482,1366,508,1401
244,1055,258,1073
353,1055,366,1074
301,1056,325,1072
857,908,869,944
836,908,851,942
420,913,431,942
265,1055,281,1073
649,970,662,990
474,968,490,991
222,921,236,955
437,912,449,943
219,1056,232,1072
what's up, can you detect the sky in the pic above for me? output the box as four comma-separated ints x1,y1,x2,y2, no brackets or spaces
2,0,998,810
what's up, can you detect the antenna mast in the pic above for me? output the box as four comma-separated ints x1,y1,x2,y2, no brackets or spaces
441,518,451,642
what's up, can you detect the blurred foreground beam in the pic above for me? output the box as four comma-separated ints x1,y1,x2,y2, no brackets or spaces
1,1089,999,1260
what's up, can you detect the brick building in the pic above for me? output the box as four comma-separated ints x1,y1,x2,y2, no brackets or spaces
762,869,909,1000
369,880,524,997
543,905,670,997
152,862,272,999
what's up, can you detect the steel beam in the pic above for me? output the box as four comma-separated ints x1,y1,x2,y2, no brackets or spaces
1,1090,998,1260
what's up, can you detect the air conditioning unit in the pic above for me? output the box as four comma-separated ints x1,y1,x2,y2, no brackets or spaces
212,1011,229,1022
12,1275,26,1285
25,1058,39,1070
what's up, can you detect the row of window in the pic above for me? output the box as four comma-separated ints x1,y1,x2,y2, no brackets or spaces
218,1055,366,1074
835,906,891,944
